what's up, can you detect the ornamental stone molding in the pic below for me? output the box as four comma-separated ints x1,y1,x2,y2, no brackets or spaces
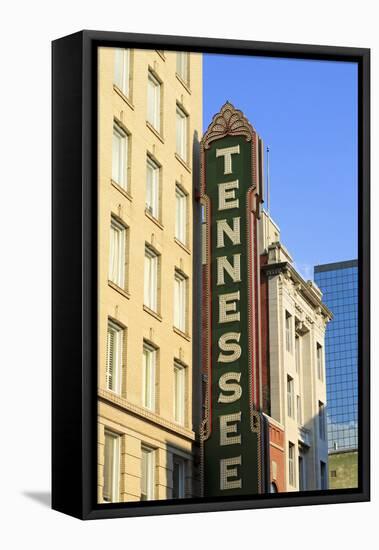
202,101,255,149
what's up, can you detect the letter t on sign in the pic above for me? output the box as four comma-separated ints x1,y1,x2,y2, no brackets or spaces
216,145,240,175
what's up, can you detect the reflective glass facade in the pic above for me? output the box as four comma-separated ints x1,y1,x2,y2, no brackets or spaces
314,260,358,451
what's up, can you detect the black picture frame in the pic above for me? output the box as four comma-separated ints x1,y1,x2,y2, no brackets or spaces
52,30,370,520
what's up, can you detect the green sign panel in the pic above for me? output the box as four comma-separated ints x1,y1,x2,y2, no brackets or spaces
201,104,263,498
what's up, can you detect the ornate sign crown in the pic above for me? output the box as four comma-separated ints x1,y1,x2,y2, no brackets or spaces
202,101,256,149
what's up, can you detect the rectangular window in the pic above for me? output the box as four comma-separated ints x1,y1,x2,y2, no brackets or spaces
147,71,161,132
287,375,294,418
103,431,120,503
106,320,123,394
317,343,323,380
141,447,155,501
142,343,156,410
175,185,187,245
173,361,186,425
295,335,300,373
112,123,128,189
146,157,160,219
144,246,158,312
176,52,189,84
109,217,126,288
298,454,305,491
288,442,295,486
114,48,130,97
319,401,325,439
285,311,292,352
320,460,327,490
176,105,187,162
297,395,302,425
174,270,187,333
172,456,185,498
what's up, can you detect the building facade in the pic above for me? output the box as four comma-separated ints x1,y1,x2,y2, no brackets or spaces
97,47,202,503
314,260,358,488
260,212,332,492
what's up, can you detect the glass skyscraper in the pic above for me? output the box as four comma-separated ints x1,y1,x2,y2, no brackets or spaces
314,260,358,452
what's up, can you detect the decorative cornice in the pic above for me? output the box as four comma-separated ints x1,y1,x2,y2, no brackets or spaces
98,388,196,441
202,101,255,149
261,261,333,320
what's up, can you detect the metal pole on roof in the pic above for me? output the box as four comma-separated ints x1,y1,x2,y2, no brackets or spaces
266,146,271,248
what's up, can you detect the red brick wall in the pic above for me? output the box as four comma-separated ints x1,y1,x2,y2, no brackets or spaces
268,421,285,492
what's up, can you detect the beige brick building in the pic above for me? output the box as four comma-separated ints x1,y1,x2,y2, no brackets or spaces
260,211,332,491
97,47,202,503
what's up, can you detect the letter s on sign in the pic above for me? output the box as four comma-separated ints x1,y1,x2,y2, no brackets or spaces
218,372,242,403
218,332,241,363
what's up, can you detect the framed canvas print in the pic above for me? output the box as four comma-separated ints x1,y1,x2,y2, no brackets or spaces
52,30,370,520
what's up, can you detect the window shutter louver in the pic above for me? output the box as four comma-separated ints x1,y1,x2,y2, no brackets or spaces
106,326,115,390
106,320,123,394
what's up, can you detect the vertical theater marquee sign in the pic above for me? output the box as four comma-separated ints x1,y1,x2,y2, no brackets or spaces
201,102,265,498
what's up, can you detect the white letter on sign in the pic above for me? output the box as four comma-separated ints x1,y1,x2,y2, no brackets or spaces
217,254,241,286
220,456,242,490
216,145,240,174
220,412,242,446
219,291,240,323
218,332,241,363
218,180,239,211
217,217,241,248
218,372,242,403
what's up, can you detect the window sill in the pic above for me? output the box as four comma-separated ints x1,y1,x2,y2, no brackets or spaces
175,73,191,94
108,280,130,299
173,419,188,430
146,121,165,143
111,179,133,201
174,237,191,255
145,209,164,229
113,85,134,110
103,386,123,398
173,326,191,341
143,305,162,322
175,153,191,173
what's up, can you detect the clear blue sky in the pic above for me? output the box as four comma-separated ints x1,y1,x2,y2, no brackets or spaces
203,54,358,281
